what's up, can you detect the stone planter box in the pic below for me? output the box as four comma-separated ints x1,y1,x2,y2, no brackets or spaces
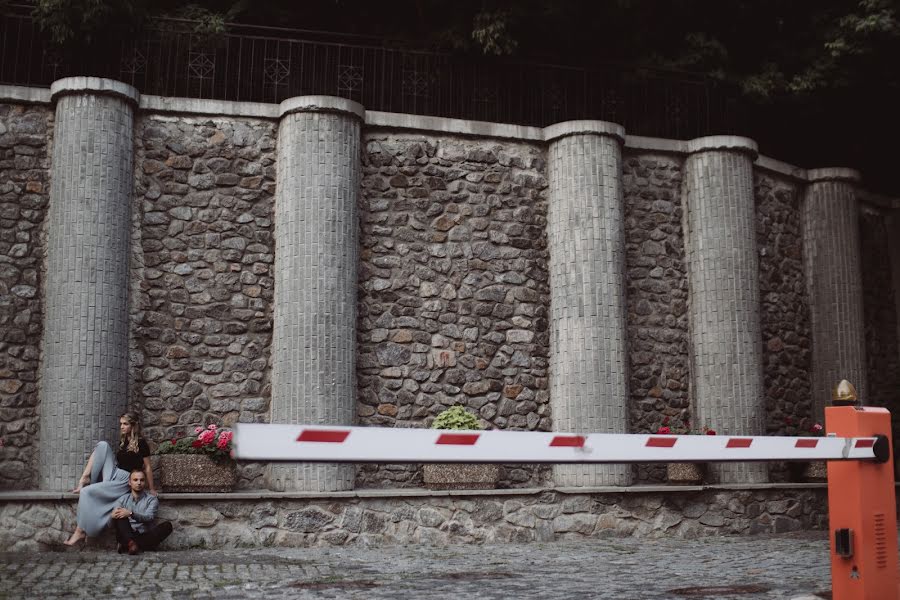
800,460,827,482
423,463,500,490
159,454,237,493
666,462,704,484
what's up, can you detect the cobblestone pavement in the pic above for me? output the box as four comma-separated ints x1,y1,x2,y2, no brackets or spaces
0,530,878,599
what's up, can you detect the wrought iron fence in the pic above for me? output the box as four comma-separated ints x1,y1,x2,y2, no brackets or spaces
0,11,741,138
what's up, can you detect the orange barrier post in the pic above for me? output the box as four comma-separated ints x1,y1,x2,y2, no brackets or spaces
826,389,899,599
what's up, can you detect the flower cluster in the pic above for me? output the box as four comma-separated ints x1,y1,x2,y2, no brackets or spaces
656,416,716,435
155,424,234,461
784,416,824,436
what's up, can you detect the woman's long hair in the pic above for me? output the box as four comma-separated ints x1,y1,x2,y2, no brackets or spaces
119,412,142,453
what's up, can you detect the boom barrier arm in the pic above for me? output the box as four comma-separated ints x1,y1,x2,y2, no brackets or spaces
233,402,899,600
232,424,880,464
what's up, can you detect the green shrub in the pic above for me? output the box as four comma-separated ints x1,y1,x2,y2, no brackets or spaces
431,405,482,430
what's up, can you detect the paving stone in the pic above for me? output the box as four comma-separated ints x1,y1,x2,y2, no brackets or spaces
1,529,885,599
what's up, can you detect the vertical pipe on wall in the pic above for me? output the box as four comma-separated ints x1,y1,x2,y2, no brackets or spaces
802,169,867,420
545,121,632,487
39,78,138,490
269,96,363,492
683,136,767,484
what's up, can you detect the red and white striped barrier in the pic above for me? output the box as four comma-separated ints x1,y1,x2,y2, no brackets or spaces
232,423,879,464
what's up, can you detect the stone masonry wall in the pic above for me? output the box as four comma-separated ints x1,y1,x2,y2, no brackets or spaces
0,104,52,490
132,115,277,489
755,174,812,482
755,175,812,432
860,207,900,461
0,487,828,551
356,132,550,489
621,152,690,483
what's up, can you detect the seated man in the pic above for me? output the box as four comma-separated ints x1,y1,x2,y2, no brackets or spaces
111,468,173,555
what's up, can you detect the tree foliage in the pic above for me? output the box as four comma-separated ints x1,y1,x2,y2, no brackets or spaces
23,0,900,191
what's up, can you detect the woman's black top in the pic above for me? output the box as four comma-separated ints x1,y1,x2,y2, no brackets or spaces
116,439,150,472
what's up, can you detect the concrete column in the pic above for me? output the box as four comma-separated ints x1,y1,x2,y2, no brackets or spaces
39,78,138,490
802,168,866,419
683,136,766,484
545,121,631,487
268,97,363,492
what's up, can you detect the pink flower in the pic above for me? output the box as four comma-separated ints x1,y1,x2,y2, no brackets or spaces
197,429,216,444
191,440,203,448
812,424,823,432
207,424,218,431
194,426,203,434
705,429,717,436
656,426,671,435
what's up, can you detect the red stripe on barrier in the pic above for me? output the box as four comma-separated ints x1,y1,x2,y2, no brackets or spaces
795,439,819,448
436,433,480,445
550,436,586,447
855,439,875,448
646,437,677,448
726,438,753,448
297,429,350,443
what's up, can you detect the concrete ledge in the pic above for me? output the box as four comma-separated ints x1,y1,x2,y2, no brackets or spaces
278,95,365,120
543,120,626,144
624,135,686,154
755,155,809,181
50,77,140,106
0,482,834,502
807,167,862,184
140,95,278,119
0,84,52,105
685,135,758,158
367,110,544,141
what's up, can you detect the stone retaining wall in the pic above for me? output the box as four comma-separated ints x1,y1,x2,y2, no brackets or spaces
0,486,828,552
755,174,814,485
132,115,277,489
622,152,689,483
0,104,52,489
356,132,550,489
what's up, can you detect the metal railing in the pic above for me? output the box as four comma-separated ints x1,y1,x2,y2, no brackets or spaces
0,11,740,138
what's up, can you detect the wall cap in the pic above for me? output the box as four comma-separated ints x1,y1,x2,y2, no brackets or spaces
807,167,862,184
50,77,139,106
0,482,835,502
685,135,758,158
279,95,365,120
543,120,626,144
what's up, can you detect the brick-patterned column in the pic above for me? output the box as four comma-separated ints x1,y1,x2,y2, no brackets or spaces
39,78,138,490
683,136,766,484
802,168,866,419
268,97,363,492
545,121,631,487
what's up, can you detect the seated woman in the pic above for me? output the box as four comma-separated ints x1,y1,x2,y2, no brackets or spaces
64,412,156,547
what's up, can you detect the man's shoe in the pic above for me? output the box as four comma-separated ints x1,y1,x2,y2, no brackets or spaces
127,540,140,555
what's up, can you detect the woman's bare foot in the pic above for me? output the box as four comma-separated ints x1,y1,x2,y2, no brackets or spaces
64,529,86,546
70,475,90,494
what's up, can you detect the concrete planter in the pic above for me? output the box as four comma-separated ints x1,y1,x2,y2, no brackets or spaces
800,460,827,482
159,454,236,493
666,462,704,484
422,464,500,490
